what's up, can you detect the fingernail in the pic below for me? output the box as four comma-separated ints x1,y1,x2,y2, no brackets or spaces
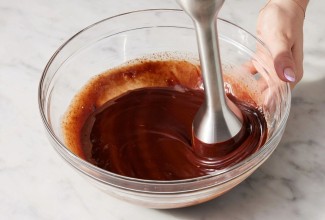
284,68,296,82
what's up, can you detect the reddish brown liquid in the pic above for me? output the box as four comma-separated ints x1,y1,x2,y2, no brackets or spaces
63,60,267,180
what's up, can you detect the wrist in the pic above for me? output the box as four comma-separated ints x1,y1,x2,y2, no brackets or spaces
294,0,309,10
266,0,309,18
270,0,309,9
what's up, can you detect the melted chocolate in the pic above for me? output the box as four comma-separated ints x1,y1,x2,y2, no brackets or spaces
63,59,267,181
81,87,267,180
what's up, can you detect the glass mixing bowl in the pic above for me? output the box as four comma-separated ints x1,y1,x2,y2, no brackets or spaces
39,9,291,209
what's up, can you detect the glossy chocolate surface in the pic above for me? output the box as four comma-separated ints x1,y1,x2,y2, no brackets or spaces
63,60,267,180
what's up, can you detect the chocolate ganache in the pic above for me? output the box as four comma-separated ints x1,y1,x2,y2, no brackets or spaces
63,59,267,180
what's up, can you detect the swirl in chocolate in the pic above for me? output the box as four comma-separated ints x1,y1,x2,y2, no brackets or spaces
63,60,267,180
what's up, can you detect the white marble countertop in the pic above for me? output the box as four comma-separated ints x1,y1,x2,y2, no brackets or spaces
1,0,324,219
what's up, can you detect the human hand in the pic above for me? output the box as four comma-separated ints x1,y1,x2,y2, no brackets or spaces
257,0,308,88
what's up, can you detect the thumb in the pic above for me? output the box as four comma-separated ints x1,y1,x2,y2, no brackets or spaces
270,39,296,83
